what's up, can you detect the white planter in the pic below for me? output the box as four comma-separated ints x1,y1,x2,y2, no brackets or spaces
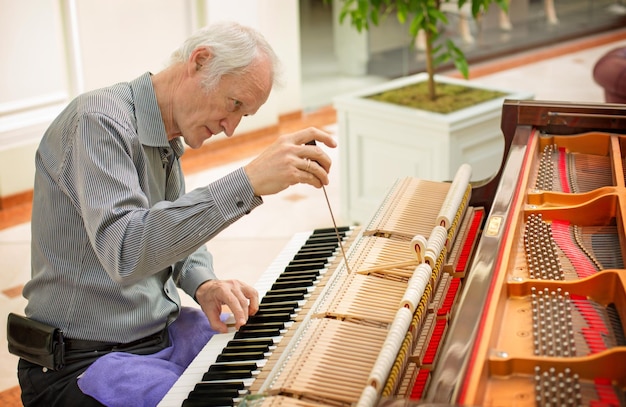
333,72,534,225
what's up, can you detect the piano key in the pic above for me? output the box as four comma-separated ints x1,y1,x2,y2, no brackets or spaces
255,304,299,312
272,276,319,286
221,344,270,354
182,397,238,407
260,295,305,305
216,351,267,362
202,369,256,381
273,270,320,280
292,249,337,260
238,321,285,331
189,382,245,393
256,300,300,310
159,228,352,407
233,327,282,339
159,333,235,406
246,312,293,323
187,387,242,398
208,362,258,372
224,338,275,348
283,263,327,272
270,280,316,291
265,285,310,294
303,236,344,245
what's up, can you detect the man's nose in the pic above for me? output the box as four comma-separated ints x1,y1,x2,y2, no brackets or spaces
221,114,243,137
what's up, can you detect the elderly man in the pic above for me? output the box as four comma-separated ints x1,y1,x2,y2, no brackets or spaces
13,21,336,406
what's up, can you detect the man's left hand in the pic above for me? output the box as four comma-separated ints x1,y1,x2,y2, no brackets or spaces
195,279,259,333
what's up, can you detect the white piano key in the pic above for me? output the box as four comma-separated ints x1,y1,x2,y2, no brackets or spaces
159,230,317,407
158,332,234,407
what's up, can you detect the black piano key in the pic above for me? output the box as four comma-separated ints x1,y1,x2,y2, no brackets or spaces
263,286,309,296
309,228,347,236
247,312,292,323
311,226,350,234
283,262,329,271
276,269,321,278
187,386,241,398
304,236,343,245
226,338,274,348
253,308,297,320
273,276,317,286
274,269,320,279
271,279,315,290
301,241,339,249
284,262,327,272
257,300,299,310
248,312,298,322
202,369,253,381
287,257,328,265
292,250,335,260
297,241,338,249
221,344,270,354
216,351,266,362
288,255,330,263
183,396,236,407
208,362,257,372
192,382,245,392
256,303,298,312
239,321,285,331
233,327,281,339
295,249,336,258
260,293,305,304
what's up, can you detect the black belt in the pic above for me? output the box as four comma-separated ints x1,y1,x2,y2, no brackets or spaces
65,328,169,354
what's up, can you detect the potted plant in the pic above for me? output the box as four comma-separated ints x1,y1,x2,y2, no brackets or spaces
332,0,534,224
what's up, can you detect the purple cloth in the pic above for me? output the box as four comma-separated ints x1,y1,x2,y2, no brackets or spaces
77,307,219,407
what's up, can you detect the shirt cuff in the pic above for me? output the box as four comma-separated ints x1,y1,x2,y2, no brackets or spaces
207,167,263,220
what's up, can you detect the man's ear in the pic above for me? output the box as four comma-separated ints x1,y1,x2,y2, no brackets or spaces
189,47,211,73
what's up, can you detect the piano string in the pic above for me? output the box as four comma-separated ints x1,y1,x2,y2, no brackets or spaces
439,121,626,405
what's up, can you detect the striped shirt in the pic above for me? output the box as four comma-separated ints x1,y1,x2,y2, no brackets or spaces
24,72,263,343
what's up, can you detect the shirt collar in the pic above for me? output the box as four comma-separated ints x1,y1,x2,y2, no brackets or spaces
130,72,185,157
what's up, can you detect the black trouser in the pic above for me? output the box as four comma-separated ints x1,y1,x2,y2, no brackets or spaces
18,357,105,407
17,329,169,407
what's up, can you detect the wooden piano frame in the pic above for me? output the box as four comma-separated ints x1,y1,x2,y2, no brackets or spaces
426,100,626,405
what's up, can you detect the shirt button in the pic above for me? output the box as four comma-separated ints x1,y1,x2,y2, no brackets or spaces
236,199,244,208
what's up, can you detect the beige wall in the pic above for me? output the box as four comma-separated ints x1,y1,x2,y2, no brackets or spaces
0,0,301,199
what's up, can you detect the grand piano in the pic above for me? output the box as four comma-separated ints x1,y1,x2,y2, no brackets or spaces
161,100,626,407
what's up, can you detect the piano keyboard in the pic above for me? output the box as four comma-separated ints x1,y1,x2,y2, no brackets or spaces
158,227,355,407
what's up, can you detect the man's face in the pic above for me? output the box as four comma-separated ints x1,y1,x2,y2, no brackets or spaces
173,58,272,149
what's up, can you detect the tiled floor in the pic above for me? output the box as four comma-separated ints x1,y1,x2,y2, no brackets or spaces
1,26,626,406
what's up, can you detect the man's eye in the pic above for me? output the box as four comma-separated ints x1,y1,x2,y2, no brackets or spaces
229,99,242,112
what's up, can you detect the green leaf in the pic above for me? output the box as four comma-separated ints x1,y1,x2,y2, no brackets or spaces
434,52,450,66
370,9,380,25
454,58,470,79
408,14,425,38
444,39,469,78
335,0,509,82
428,8,447,24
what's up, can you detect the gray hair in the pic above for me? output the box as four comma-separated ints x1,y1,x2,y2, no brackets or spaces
169,21,283,91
